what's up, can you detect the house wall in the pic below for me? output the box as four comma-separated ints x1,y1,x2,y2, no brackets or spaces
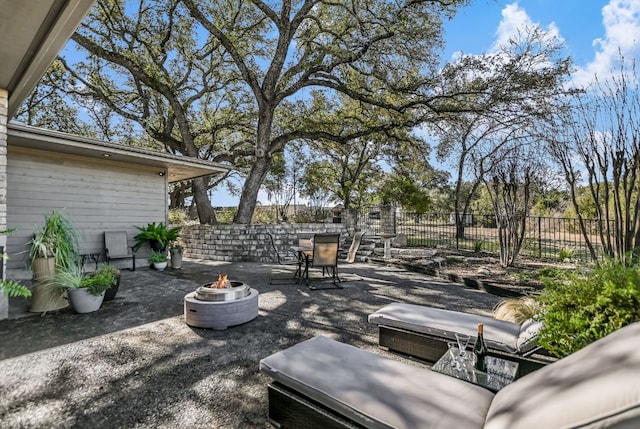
6,145,167,271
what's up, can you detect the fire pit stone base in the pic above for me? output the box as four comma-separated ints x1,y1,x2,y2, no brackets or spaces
184,288,259,330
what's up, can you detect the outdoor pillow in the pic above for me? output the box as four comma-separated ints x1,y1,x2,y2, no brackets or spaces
516,318,542,355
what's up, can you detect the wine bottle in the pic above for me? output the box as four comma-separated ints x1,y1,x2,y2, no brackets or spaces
473,323,488,371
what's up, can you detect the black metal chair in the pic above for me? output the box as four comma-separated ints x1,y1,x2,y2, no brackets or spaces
268,232,301,284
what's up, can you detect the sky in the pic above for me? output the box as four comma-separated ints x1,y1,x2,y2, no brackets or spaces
442,0,639,86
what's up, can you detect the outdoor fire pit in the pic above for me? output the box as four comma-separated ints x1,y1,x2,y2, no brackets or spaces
184,274,259,330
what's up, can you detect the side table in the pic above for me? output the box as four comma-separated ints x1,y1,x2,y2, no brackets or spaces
432,352,519,392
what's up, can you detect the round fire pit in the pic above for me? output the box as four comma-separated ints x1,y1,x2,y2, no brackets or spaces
184,281,258,330
194,281,250,301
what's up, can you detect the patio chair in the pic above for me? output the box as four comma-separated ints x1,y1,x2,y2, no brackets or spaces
104,231,136,271
260,322,640,429
296,231,315,248
268,232,301,284
368,303,554,375
305,233,341,290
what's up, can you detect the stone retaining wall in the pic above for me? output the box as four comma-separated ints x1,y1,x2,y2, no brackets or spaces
182,223,348,262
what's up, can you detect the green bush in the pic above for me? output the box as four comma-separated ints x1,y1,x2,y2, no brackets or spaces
558,246,575,262
537,258,640,358
216,207,237,224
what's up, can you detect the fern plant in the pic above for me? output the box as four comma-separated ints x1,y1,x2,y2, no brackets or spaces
0,229,31,298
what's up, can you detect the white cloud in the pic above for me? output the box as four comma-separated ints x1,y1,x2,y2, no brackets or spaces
573,0,640,86
491,3,564,53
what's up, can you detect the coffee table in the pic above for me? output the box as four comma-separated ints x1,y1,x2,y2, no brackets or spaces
432,352,519,392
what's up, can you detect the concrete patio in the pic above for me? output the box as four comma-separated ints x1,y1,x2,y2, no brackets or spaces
0,259,500,428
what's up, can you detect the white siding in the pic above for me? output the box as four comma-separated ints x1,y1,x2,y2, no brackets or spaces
7,146,167,269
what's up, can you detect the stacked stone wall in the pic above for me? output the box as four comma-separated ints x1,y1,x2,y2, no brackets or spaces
182,223,348,262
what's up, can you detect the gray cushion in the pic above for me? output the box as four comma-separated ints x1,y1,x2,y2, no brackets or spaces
516,319,542,355
486,322,640,429
260,336,494,429
368,303,521,353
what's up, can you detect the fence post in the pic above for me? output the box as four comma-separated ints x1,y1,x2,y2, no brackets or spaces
380,205,396,235
538,216,542,258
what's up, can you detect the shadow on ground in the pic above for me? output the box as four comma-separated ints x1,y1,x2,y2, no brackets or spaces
0,258,500,428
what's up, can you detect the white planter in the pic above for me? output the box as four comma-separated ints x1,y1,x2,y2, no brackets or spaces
153,261,168,271
170,249,183,269
68,288,105,313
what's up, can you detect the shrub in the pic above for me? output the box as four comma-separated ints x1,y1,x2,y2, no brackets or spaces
216,207,237,224
558,246,575,262
537,258,640,358
473,240,483,253
168,208,189,225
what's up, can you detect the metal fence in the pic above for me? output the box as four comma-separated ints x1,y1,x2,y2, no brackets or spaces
355,207,606,262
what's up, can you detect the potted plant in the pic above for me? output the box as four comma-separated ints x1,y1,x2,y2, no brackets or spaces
148,250,168,271
97,263,121,301
49,265,114,313
133,222,180,252
169,244,184,269
28,210,79,312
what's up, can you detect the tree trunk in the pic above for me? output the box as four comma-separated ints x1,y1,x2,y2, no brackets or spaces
235,108,275,223
192,177,217,224
234,155,272,223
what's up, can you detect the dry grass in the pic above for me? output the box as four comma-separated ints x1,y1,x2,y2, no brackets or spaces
493,297,541,323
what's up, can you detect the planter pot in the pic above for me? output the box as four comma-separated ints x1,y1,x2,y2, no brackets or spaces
68,288,105,313
31,256,55,283
103,274,121,302
153,261,168,271
150,240,165,252
170,249,183,269
29,283,69,313
30,256,70,312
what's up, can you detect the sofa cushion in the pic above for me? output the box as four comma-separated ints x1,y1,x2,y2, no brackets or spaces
486,322,640,429
516,319,542,355
260,335,494,429
368,303,521,353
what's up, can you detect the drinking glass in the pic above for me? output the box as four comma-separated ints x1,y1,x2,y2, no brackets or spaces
447,341,462,370
455,333,471,360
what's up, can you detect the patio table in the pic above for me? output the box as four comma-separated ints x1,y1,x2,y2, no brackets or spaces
290,245,312,283
432,351,519,392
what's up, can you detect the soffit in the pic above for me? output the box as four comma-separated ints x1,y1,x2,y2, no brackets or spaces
0,0,95,117
8,123,230,183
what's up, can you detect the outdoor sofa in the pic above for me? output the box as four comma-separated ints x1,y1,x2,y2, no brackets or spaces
368,302,554,375
259,322,640,429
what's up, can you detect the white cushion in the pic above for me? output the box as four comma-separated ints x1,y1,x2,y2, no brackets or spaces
260,336,494,429
486,322,640,429
368,303,521,353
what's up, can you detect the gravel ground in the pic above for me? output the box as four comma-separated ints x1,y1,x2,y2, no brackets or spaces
0,259,500,428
